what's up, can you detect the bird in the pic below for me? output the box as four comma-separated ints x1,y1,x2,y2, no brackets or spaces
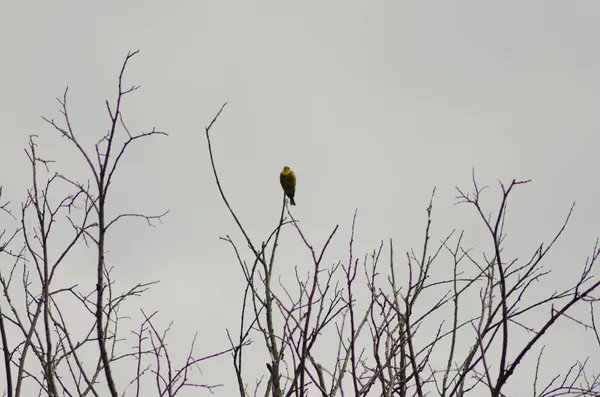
280,166,296,206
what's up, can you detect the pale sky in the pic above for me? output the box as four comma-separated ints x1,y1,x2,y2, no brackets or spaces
1,1,600,396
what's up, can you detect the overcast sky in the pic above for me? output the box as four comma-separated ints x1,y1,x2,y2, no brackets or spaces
1,1,600,395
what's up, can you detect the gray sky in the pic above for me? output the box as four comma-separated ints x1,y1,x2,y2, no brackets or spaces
1,1,600,395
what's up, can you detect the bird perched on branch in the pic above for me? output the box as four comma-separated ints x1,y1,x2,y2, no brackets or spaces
280,166,296,206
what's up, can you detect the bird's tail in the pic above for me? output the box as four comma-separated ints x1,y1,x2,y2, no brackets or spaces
290,197,296,206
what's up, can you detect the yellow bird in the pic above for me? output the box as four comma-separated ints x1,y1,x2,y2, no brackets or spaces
280,166,296,206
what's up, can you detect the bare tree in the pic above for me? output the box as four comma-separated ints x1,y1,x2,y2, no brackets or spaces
205,106,600,396
3,50,597,397
0,51,231,397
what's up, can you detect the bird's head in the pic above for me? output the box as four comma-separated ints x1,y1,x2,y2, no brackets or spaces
282,166,291,174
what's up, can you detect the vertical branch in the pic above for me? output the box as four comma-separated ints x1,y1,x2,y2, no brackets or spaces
344,210,359,396
389,239,407,397
93,55,130,397
14,202,45,397
492,181,516,389
23,138,60,397
441,231,463,397
0,302,12,397
265,198,286,397
403,189,436,397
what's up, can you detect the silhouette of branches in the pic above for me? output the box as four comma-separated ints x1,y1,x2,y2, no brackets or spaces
206,106,600,397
